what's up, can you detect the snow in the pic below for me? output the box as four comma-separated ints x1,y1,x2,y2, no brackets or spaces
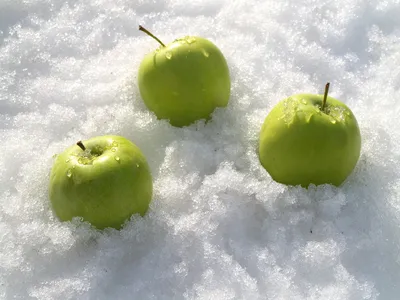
1,0,400,299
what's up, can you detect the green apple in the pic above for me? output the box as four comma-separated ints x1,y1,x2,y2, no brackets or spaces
137,25,231,127
49,135,153,229
258,83,361,187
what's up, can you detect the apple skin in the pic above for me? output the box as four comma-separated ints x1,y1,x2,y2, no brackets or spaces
138,36,231,127
258,93,361,187
49,135,153,230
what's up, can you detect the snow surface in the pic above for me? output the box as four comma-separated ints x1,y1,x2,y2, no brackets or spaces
1,0,400,299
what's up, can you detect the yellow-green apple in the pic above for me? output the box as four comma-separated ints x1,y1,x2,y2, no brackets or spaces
49,135,153,229
259,83,361,187
138,25,231,127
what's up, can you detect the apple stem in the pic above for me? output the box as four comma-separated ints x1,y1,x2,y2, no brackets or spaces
139,25,166,47
322,82,330,112
77,141,86,151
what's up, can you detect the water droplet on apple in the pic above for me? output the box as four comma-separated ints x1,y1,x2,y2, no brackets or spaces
111,148,116,152
78,158,84,164
112,141,118,147
282,98,296,124
66,169,72,178
165,52,172,59
186,37,196,44
301,99,307,105
115,156,120,162
305,113,313,123
136,163,140,168
330,119,337,124
65,159,70,163
202,49,209,57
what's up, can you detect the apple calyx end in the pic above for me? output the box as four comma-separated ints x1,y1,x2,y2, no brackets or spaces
139,25,166,47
